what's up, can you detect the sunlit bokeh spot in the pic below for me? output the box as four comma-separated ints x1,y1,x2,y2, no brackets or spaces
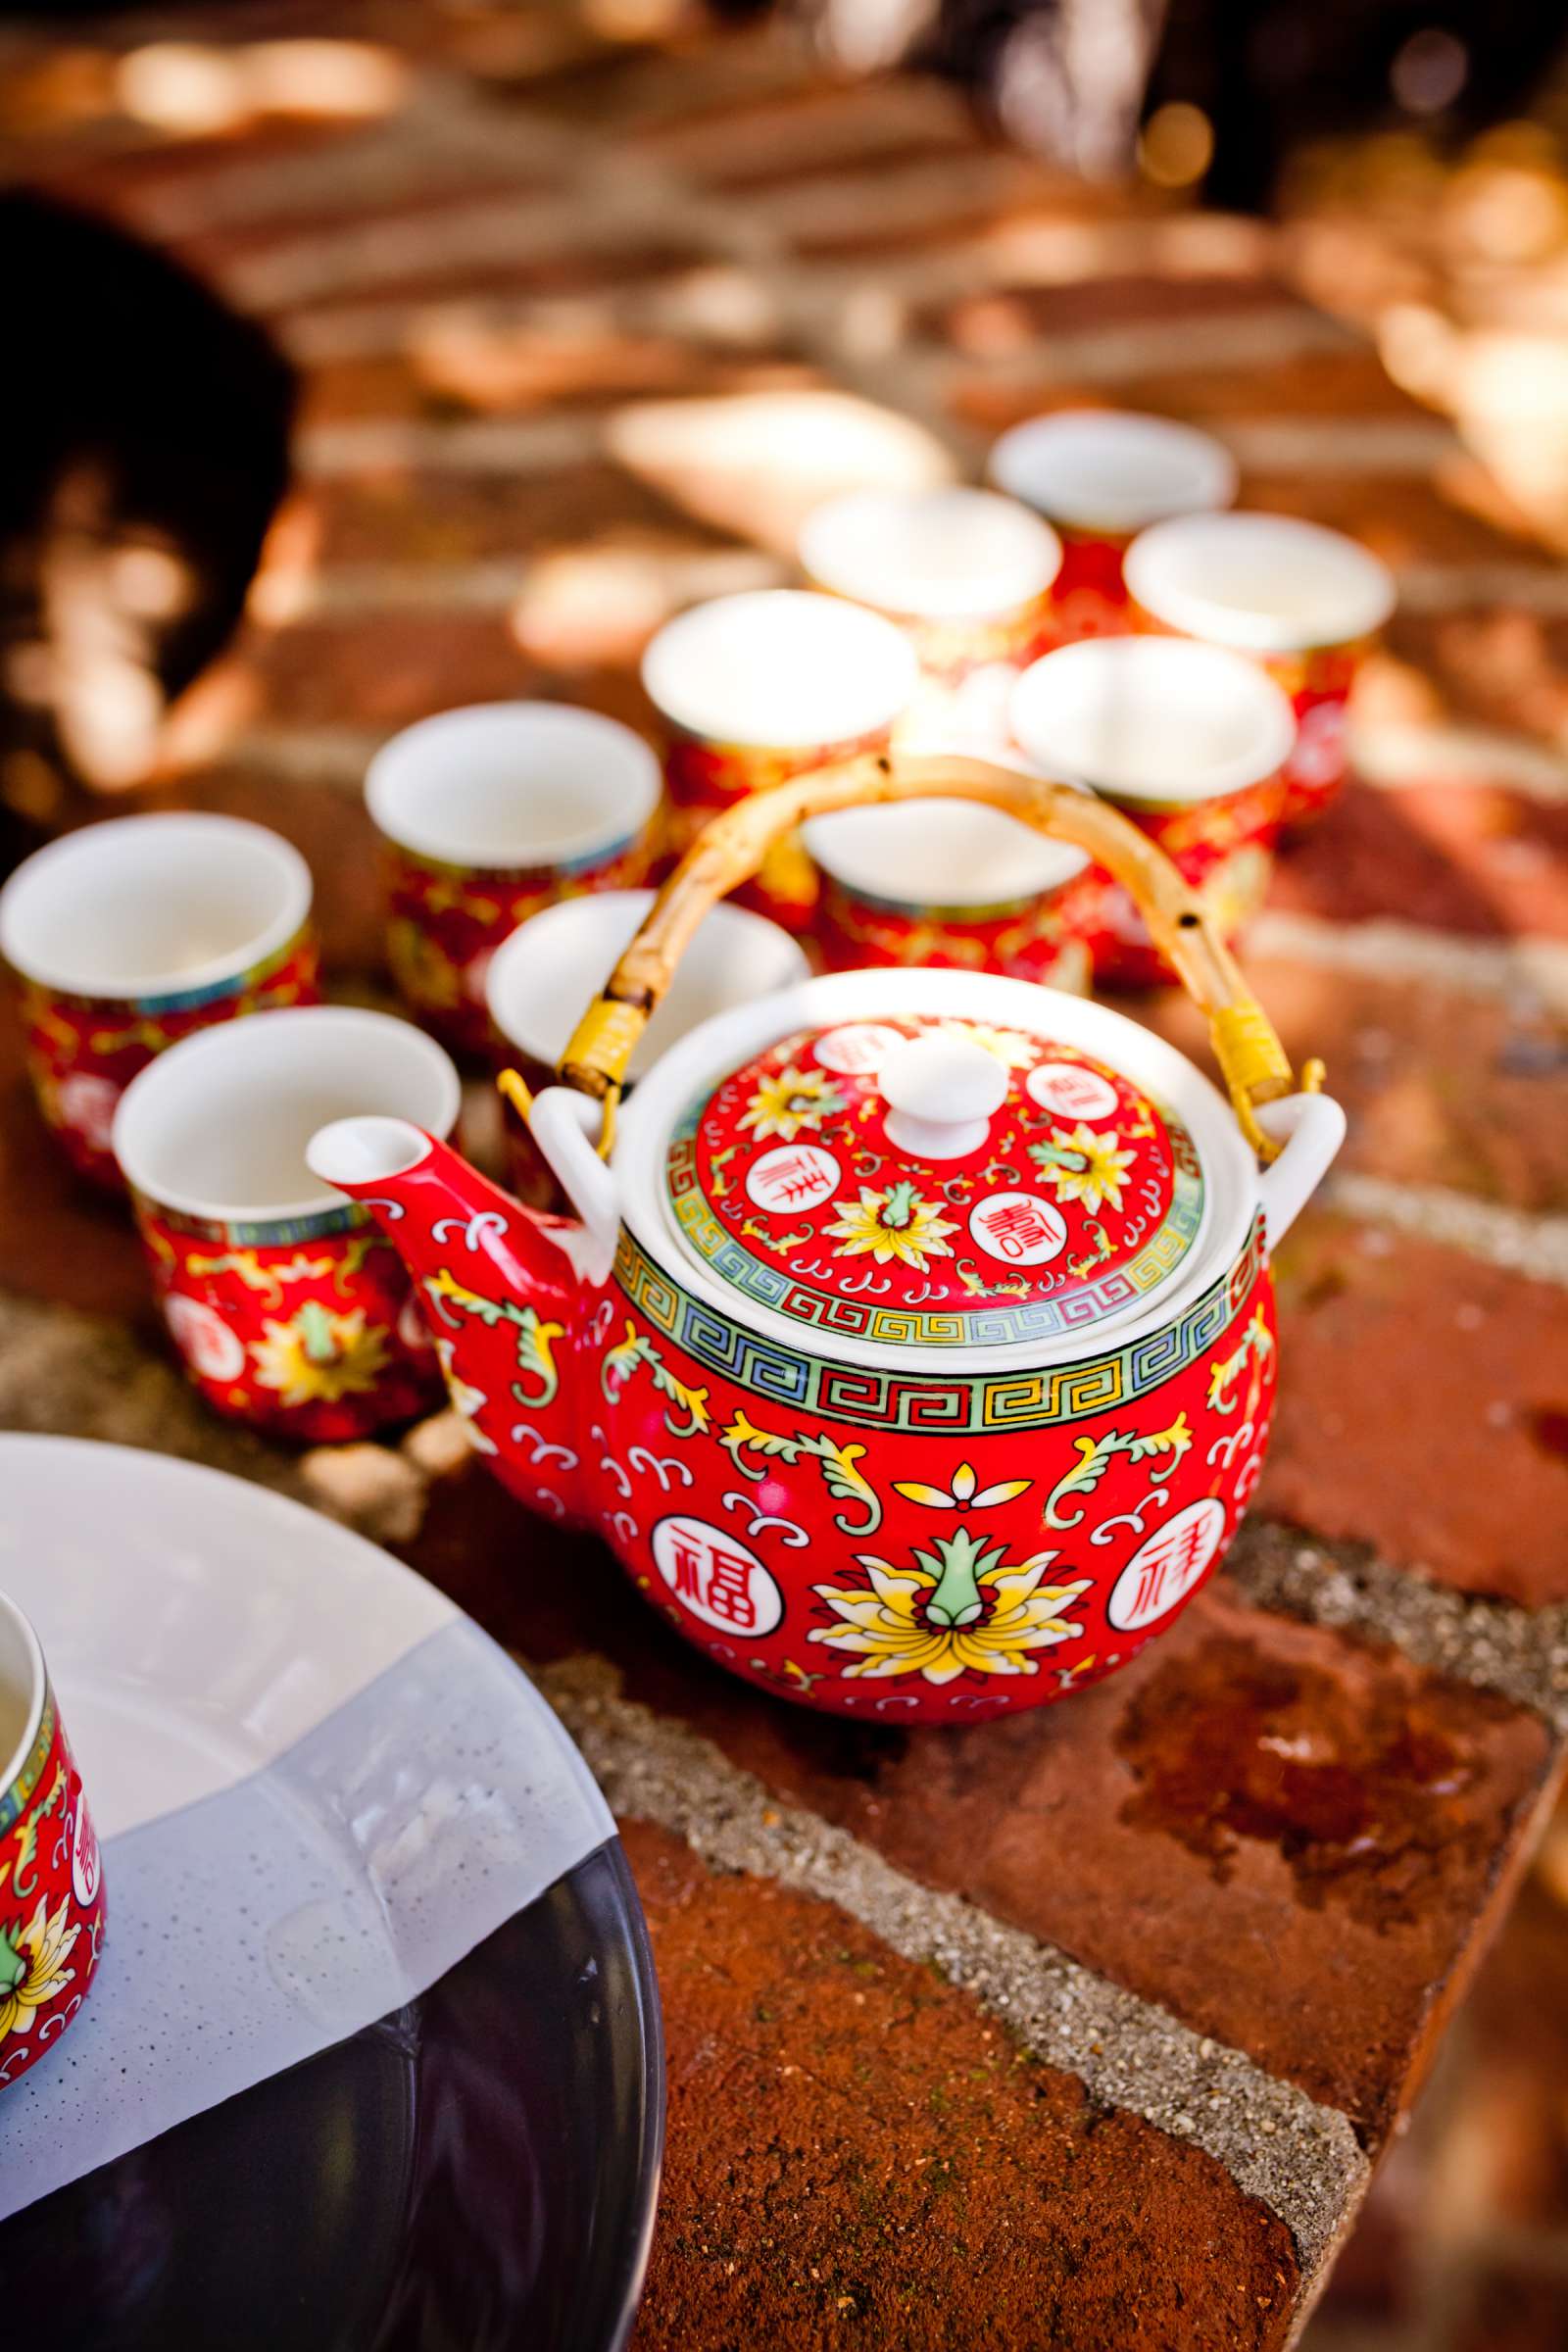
581,0,700,41
510,540,782,668
604,390,953,554
1139,103,1214,190
241,42,408,121
1448,162,1568,265
116,43,247,134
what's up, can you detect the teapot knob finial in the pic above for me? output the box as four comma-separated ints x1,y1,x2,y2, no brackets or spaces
880,1036,1008,1161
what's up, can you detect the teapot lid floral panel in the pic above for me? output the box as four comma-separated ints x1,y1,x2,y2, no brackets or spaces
663,1013,1205,1350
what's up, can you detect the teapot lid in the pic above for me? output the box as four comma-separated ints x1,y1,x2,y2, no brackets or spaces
662,1009,1205,1350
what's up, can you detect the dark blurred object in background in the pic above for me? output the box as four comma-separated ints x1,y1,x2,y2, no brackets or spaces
705,0,1567,211
0,194,294,868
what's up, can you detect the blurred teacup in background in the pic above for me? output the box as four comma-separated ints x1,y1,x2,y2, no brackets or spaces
0,814,318,1188
0,1586,105,2088
1011,636,1297,988
988,409,1237,644
799,487,1061,755
640,589,918,924
1124,512,1396,827
113,1006,461,1442
487,889,809,1209
806,798,1092,994
367,702,662,1057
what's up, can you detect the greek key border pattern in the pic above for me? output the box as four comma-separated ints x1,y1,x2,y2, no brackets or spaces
614,1214,1265,1432
664,1120,1205,1348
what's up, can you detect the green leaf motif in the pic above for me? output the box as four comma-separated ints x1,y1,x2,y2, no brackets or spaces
720,1410,882,1537
600,1320,710,1437
1043,1415,1192,1530
422,1268,564,1408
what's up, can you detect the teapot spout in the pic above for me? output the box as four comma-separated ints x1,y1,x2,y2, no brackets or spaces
306,1117,591,1523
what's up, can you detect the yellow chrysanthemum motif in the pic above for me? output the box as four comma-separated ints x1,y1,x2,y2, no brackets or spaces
934,1019,1037,1069
739,1064,847,1143
824,1182,958,1270
1035,1122,1136,1215
251,1301,391,1405
810,1533,1091,1685
0,1891,81,2041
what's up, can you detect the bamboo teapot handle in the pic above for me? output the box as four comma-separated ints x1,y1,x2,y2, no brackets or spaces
532,749,1322,1164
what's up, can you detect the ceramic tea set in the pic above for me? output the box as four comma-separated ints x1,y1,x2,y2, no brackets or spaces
0,406,1384,1766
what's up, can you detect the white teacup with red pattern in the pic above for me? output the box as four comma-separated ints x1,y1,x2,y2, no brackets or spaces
640,590,918,925
989,410,1236,644
1010,636,1297,988
368,703,662,1057
799,486,1061,753
487,888,809,1209
805,798,1092,993
0,813,318,1189
1124,512,1396,827
0,1588,105,2088
113,1006,461,1442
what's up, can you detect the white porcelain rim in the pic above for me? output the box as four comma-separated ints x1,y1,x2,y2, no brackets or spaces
1010,637,1298,808
112,1004,462,1228
0,813,313,1002
640,589,920,750
1124,511,1398,655
804,796,1088,905
798,487,1062,619
987,409,1238,535
487,889,811,1071
365,702,662,870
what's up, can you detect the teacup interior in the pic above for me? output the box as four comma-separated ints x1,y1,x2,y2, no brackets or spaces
990,411,1236,535
0,815,308,999
807,799,1086,907
488,891,809,1079
366,703,661,869
1125,514,1396,651
641,590,919,750
1012,639,1296,806
113,1008,460,1220
0,1595,41,1788
801,488,1059,618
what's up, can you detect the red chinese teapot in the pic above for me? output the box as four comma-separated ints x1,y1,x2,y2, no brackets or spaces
308,756,1343,1722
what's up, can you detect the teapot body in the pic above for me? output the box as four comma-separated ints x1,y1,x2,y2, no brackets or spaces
514,1215,1275,1721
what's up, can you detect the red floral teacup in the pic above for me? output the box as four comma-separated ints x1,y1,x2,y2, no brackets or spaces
368,703,662,1057
989,409,1237,645
804,797,1092,993
640,590,918,925
799,486,1061,755
487,887,809,1210
1011,637,1297,988
0,813,318,1189
1124,512,1396,827
0,1588,104,2088
113,1006,461,1442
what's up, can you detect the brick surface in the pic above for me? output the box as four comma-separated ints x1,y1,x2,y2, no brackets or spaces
1266,783,1568,943
1146,956,1568,1216
1263,1216,1568,1604
622,1815,1302,2351
293,458,736,564
395,1470,1556,2135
